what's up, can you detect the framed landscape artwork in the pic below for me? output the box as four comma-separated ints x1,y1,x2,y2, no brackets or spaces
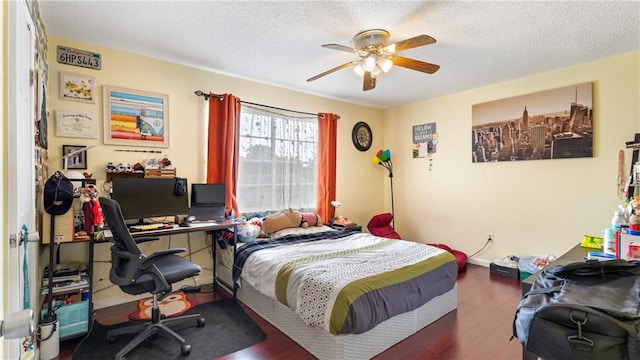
471,82,593,163
103,85,169,148
59,71,95,104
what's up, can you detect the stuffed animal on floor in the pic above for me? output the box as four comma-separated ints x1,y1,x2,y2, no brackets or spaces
262,210,303,234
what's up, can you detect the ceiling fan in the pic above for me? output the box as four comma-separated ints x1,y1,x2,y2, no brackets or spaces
307,29,440,91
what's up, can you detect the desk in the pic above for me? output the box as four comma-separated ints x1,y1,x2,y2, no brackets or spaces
520,243,587,360
99,221,239,241
89,221,239,324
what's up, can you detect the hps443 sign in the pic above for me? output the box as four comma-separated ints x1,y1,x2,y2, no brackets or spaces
57,46,101,70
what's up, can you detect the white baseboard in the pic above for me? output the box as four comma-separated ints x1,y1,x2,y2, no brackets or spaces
93,275,214,310
467,257,491,267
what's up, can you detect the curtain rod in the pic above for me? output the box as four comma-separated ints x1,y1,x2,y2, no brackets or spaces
194,89,318,117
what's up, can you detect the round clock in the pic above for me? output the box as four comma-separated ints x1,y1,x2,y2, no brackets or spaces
352,122,372,152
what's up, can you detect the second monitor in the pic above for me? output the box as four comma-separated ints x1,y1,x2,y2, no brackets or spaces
191,183,225,206
188,183,226,222
110,177,189,223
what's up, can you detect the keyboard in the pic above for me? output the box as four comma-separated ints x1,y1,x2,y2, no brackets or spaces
129,223,173,232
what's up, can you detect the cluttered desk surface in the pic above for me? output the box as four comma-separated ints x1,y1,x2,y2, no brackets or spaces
521,243,588,294
98,221,240,242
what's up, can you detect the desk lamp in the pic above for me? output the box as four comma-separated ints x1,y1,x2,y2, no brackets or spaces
62,145,96,192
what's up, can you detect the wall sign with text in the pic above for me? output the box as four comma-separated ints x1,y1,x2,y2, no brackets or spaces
412,122,437,158
57,45,101,70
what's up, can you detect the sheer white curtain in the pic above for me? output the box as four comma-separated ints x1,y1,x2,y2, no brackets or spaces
237,104,318,213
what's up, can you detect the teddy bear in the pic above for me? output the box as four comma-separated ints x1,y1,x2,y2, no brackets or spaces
106,162,117,172
300,213,322,228
237,220,259,243
262,210,303,234
79,184,103,235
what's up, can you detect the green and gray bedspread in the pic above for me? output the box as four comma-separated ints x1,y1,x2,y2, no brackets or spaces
233,229,457,334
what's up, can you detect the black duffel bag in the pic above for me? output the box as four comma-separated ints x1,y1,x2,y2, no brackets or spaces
513,259,640,360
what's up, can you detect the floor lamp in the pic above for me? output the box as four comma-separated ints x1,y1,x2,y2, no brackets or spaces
373,149,395,228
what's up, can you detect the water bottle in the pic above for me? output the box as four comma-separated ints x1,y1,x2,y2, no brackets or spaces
611,211,625,230
603,227,616,255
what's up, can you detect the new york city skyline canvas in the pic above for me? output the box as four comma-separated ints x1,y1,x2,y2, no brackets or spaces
472,82,593,162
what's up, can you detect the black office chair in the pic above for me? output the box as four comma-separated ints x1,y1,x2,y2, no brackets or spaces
98,197,205,359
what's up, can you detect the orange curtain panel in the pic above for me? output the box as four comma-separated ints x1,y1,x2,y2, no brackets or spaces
206,93,240,215
316,113,338,222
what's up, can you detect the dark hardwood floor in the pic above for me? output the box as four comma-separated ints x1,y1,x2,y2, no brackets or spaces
59,264,525,359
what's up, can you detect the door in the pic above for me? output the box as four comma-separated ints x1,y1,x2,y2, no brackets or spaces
7,1,37,359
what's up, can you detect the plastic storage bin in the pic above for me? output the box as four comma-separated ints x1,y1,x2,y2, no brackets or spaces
519,271,532,281
42,301,88,339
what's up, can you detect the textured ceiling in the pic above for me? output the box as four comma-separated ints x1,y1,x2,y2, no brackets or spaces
39,1,640,109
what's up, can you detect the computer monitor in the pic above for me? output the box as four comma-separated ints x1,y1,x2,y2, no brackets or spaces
191,183,225,206
110,177,189,223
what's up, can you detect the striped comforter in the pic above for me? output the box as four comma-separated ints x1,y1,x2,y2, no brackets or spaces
234,229,457,334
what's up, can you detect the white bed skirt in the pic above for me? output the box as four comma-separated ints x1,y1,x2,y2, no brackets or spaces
217,264,457,359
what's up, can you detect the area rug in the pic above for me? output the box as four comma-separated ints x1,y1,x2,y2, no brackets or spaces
128,291,197,320
73,298,266,360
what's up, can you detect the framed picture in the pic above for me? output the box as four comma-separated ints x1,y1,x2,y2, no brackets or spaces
62,145,88,170
471,82,593,162
103,85,169,148
59,71,96,104
56,110,99,139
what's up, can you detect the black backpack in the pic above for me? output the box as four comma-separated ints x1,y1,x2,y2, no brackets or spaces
43,171,73,215
513,259,640,360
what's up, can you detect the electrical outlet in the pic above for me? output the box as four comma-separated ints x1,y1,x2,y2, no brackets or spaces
487,233,494,243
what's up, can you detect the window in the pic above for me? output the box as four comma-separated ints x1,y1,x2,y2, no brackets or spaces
237,104,317,213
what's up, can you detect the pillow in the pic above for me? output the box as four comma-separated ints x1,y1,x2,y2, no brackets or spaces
300,213,322,228
262,210,303,234
270,225,335,239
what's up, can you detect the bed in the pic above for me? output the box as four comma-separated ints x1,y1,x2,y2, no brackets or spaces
216,225,458,359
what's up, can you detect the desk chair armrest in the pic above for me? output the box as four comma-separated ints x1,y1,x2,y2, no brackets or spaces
143,248,186,263
134,236,160,244
146,264,172,295
139,248,186,271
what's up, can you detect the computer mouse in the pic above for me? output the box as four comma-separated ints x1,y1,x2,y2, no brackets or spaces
186,215,195,222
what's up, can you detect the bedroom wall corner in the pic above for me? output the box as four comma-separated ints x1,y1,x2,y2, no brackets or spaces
383,51,640,264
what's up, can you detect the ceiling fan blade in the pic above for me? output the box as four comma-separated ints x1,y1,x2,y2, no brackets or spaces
307,61,358,82
384,35,436,53
389,55,440,74
322,44,358,54
363,71,376,91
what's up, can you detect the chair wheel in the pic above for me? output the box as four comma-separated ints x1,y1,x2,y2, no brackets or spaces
181,344,192,356
107,334,118,344
197,317,206,327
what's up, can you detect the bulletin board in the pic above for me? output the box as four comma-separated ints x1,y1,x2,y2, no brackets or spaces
412,122,437,158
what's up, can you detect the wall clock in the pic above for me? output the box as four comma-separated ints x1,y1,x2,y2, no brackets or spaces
352,121,372,151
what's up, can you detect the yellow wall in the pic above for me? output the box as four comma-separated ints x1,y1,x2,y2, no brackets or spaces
385,52,640,263
46,36,386,307
44,35,639,306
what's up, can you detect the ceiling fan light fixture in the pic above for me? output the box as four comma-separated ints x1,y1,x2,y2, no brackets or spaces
371,66,382,78
309,28,439,91
363,54,377,72
378,57,393,73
